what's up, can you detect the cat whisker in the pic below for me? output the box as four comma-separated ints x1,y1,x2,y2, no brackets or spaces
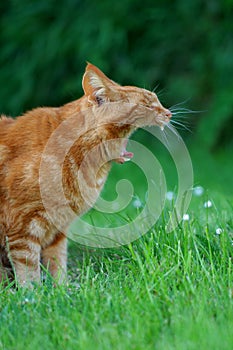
171,113,193,125
166,123,182,140
172,115,191,121
170,111,188,116
152,83,160,93
170,109,192,114
169,97,191,110
159,122,181,146
160,126,170,147
170,106,193,111
155,88,167,98
170,119,193,133
170,109,204,115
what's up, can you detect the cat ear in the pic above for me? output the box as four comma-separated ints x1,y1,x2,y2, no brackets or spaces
82,63,117,105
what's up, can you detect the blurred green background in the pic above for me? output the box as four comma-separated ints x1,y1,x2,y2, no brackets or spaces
0,0,233,196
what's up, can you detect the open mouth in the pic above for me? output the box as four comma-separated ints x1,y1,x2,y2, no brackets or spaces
114,139,134,164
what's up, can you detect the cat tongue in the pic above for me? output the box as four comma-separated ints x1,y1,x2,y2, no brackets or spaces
113,139,134,164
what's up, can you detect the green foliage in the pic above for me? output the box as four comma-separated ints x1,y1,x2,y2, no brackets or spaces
198,84,233,149
0,0,232,148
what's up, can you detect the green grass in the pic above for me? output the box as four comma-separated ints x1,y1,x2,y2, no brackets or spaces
1,190,233,350
1,137,233,350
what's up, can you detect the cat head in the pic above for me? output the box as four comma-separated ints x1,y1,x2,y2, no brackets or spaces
82,63,172,129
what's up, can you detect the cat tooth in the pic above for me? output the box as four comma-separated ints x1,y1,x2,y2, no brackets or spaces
123,157,131,162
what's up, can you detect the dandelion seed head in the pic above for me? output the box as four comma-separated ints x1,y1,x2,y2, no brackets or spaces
133,199,143,208
166,191,175,201
204,200,212,208
193,186,204,196
183,214,190,221
215,228,222,235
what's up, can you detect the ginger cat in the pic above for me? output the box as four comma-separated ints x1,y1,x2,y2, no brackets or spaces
0,63,171,286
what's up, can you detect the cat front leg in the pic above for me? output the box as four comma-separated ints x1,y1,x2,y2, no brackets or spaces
0,262,9,284
41,232,67,284
0,246,14,284
7,236,41,286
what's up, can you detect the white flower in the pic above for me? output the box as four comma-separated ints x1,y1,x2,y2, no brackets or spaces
215,228,222,235
182,214,190,221
133,199,143,208
204,200,212,208
193,186,204,196
166,191,175,201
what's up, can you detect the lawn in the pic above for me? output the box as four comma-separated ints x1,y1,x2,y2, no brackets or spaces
0,134,233,350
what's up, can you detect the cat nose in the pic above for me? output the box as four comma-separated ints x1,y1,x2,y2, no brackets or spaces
165,109,172,119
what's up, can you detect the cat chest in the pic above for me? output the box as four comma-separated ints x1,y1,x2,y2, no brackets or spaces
63,157,111,215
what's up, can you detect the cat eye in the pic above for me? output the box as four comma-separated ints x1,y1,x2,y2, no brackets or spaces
96,96,104,106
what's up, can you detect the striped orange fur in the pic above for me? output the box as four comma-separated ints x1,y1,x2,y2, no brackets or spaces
0,64,171,286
